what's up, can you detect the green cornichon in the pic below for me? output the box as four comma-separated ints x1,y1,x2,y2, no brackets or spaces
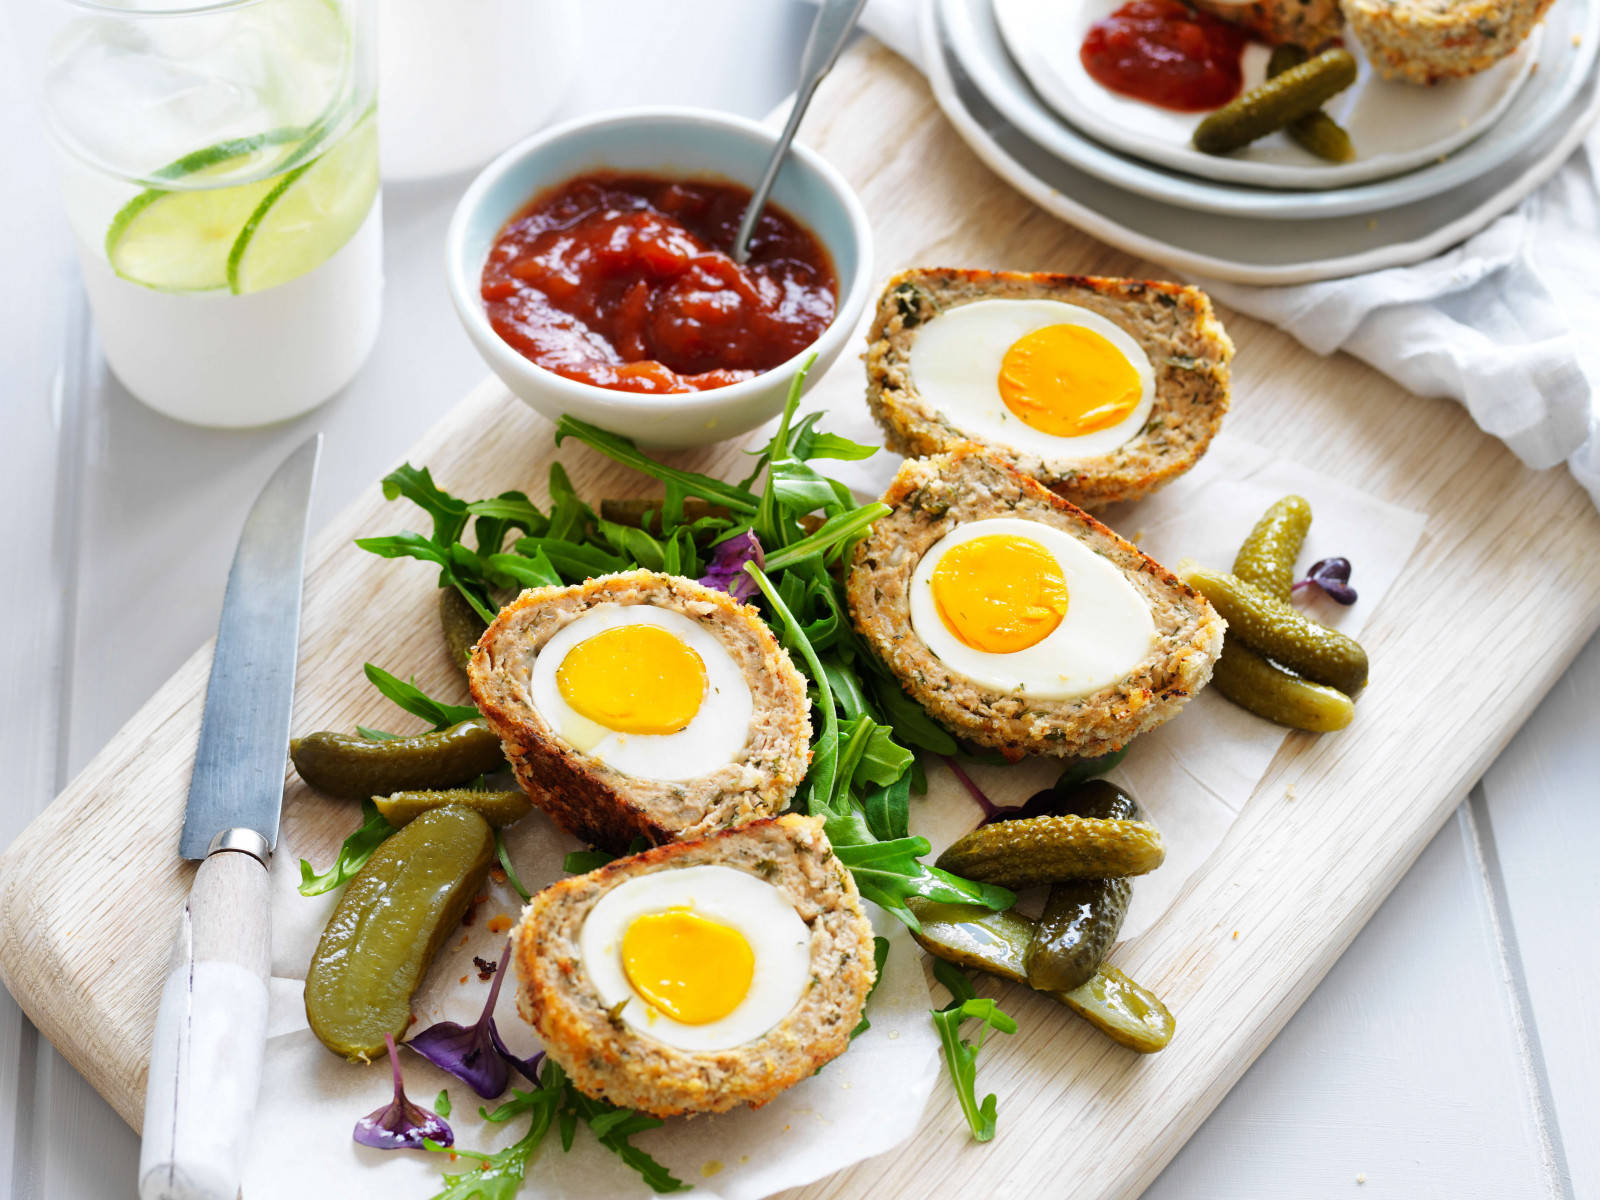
1180,564,1369,693
290,718,504,800
1266,47,1356,163
1026,877,1133,992
1193,49,1358,155
1232,495,1313,600
439,586,488,674
1060,964,1175,1053
375,788,531,828
1023,781,1143,991
908,899,1035,981
305,806,495,1060
907,899,1175,1052
1210,640,1355,732
936,813,1166,889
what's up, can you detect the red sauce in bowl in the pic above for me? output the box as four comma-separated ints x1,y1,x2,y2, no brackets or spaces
1080,0,1250,112
480,173,838,394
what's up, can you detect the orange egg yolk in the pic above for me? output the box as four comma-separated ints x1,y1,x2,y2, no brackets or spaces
621,909,755,1024
997,323,1143,437
931,535,1070,654
556,624,707,735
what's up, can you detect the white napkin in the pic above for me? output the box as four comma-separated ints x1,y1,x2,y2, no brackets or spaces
1200,149,1600,508
855,0,1600,509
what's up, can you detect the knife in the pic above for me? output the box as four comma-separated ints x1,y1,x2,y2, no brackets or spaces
139,434,321,1200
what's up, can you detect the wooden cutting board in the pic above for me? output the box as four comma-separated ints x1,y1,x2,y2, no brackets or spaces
3,41,1598,1200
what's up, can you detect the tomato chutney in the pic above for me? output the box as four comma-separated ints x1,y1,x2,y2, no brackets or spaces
481,173,838,394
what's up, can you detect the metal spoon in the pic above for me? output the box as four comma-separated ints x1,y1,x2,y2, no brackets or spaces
731,0,870,264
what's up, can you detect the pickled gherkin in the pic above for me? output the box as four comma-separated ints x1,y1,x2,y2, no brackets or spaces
1211,640,1354,732
1024,781,1144,990
908,899,1174,1052
440,587,488,674
936,814,1165,889
1060,964,1175,1053
375,787,531,829
305,806,496,1061
290,718,504,800
1193,49,1357,156
1180,564,1368,693
1231,495,1312,600
907,898,1033,982
1265,48,1355,163
1026,877,1133,992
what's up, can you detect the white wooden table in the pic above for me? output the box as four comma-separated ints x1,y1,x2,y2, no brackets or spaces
0,3,1594,1197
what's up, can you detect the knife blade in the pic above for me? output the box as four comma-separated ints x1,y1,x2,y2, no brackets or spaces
179,433,321,859
140,433,320,1200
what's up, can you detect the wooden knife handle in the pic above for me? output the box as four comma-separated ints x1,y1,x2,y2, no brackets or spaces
138,843,271,1200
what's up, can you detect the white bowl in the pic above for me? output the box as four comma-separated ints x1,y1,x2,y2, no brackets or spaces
446,107,874,449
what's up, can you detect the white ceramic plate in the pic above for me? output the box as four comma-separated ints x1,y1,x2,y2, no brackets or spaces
923,0,1600,283
992,0,1542,188
943,0,1599,218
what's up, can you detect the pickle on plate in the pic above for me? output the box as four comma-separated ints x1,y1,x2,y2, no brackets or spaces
1265,44,1306,75
1211,640,1355,732
1026,877,1133,993
290,717,504,800
440,587,489,674
305,805,496,1061
936,814,1165,889
907,898,1034,983
1059,964,1175,1053
1193,48,1358,156
1179,565,1368,693
374,787,531,829
1231,495,1313,601
1265,48,1355,163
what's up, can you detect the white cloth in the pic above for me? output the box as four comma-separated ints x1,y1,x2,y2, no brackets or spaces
857,0,1600,509
1202,147,1600,507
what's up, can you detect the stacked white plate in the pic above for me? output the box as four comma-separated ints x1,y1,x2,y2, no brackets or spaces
924,0,1600,282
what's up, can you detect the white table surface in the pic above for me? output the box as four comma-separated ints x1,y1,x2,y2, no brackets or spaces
1,2,1595,1197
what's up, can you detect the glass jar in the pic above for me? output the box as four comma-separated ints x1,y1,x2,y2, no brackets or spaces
42,0,381,427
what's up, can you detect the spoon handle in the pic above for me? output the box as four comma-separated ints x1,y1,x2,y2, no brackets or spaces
732,0,870,263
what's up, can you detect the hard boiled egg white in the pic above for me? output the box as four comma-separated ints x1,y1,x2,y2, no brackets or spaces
578,864,813,1052
907,298,1155,460
909,517,1156,700
528,603,753,781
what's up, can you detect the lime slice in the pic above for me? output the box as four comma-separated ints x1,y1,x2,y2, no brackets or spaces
226,114,378,296
151,127,309,184
106,178,281,293
105,128,309,293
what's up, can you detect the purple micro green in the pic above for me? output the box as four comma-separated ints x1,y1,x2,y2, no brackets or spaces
407,938,525,1098
353,1033,454,1151
1293,556,1358,605
698,529,765,601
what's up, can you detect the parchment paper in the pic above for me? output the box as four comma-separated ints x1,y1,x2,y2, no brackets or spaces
245,395,1425,1199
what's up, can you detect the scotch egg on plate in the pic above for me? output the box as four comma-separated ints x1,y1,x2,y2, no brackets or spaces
515,815,877,1116
469,570,812,852
847,448,1225,759
866,268,1233,509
